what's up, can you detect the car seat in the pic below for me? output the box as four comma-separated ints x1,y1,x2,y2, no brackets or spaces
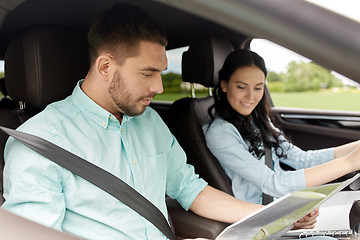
169,36,234,194
0,25,89,205
167,36,234,239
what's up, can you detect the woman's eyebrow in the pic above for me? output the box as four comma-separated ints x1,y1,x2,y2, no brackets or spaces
235,81,248,85
234,81,264,85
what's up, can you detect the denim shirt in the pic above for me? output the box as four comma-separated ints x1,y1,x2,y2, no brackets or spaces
203,115,334,204
2,80,207,240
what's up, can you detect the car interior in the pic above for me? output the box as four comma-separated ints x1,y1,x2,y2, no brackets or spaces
0,23,240,239
0,202,82,240
0,1,248,239
0,0,360,239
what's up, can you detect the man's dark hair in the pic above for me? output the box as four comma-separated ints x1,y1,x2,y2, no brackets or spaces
87,3,168,65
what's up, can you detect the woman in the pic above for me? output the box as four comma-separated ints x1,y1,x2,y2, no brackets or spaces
203,49,360,205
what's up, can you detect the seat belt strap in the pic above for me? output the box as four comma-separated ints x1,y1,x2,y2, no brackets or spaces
262,147,274,205
0,126,175,240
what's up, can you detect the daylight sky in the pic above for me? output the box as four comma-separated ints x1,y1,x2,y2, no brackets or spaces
1,0,359,84
250,0,360,85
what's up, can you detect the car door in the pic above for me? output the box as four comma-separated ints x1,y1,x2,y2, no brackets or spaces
250,38,360,151
271,107,360,150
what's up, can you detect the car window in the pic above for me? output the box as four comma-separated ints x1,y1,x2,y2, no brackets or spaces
0,60,5,98
154,46,209,102
250,39,360,112
0,61,3,78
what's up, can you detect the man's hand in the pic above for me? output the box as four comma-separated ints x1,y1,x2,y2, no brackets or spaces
185,208,319,239
292,208,319,230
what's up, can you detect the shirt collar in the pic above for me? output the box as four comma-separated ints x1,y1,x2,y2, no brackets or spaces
71,80,133,129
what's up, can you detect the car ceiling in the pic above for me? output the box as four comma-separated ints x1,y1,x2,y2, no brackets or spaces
0,0,359,83
161,0,360,83
0,0,247,57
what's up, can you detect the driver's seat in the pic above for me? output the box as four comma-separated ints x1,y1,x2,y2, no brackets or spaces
0,25,89,205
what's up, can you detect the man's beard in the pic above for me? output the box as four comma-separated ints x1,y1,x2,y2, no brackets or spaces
108,71,156,117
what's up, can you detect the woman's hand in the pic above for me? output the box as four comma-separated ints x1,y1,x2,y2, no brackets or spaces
292,208,319,230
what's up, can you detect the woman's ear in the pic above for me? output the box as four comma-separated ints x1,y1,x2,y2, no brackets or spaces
220,80,228,93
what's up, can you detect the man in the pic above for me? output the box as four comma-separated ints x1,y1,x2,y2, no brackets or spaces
2,3,321,240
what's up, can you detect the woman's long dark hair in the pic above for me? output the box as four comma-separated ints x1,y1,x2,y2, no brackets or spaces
209,49,288,159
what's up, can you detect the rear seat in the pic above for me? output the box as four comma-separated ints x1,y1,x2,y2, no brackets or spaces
0,24,89,205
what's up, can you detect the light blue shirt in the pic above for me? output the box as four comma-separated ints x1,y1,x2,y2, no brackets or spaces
2,80,207,240
203,116,334,204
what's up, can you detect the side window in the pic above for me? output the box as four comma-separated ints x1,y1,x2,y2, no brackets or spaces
154,47,208,102
250,39,360,112
0,60,5,98
0,60,3,76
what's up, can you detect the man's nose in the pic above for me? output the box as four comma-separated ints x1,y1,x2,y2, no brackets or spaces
150,75,164,94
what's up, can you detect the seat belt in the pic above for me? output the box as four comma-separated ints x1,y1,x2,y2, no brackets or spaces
262,147,273,205
0,126,176,240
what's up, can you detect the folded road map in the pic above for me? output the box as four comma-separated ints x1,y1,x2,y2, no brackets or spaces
216,174,360,240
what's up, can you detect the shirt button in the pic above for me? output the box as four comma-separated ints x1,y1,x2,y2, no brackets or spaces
101,122,106,126
109,115,114,120
121,128,123,132
132,160,136,165
149,234,153,240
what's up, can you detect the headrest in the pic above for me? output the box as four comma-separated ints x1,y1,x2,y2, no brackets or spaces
5,25,89,108
181,37,234,88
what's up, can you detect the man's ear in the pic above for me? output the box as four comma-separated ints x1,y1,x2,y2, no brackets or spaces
95,54,113,79
220,80,228,93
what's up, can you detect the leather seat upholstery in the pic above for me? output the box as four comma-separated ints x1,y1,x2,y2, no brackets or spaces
167,37,234,239
0,25,89,205
169,36,234,194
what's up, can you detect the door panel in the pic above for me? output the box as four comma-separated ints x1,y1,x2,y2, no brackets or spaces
271,107,360,150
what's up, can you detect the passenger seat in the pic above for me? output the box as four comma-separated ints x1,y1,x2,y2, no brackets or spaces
169,36,234,194
167,36,234,239
0,25,89,205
